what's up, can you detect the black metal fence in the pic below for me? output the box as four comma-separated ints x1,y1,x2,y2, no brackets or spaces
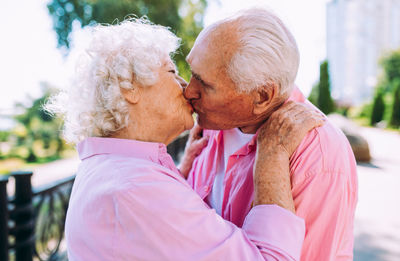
0,171,75,261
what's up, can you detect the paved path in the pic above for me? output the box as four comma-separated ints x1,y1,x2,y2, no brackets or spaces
354,127,400,261
6,156,80,195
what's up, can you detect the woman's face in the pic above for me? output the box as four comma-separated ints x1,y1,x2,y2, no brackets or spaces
140,58,194,134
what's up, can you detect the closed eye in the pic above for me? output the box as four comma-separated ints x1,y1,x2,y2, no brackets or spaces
169,70,176,74
192,74,205,85
192,73,213,90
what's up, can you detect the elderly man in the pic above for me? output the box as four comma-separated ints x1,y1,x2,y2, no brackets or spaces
181,8,358,261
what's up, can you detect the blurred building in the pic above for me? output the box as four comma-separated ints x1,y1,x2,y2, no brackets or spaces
327,0,400,105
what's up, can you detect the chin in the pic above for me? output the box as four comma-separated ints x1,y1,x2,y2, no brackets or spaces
197,114,240,130
184,114,195,131
197,115,221,130
186,121,195,131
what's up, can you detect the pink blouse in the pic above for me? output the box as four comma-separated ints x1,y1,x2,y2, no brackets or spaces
65,137,305,260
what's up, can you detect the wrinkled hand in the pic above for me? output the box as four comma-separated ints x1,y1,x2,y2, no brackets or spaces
179,124,209,178
253,101,325,212
257,101,325,158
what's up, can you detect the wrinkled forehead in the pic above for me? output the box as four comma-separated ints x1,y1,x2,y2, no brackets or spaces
187,21,239,71
187,26,214,64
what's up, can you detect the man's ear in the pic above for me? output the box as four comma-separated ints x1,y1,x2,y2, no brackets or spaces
120,86,140,104
252,82,279,115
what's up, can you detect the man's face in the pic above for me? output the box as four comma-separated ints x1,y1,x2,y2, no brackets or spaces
184,30,257,130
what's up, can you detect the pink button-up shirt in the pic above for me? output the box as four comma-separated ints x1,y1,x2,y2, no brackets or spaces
65,137,305,261
188,88,358,260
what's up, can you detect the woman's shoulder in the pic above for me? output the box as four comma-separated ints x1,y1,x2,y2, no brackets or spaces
77,154,183,192
107,155,183,184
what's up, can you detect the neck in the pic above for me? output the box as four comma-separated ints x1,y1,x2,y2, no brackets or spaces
239,98,286,134
239,121,265,134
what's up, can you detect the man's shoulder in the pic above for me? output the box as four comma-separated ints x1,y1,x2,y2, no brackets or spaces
290,118,356,184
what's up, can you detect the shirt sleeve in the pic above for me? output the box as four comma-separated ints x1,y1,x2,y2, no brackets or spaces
112,170,305,261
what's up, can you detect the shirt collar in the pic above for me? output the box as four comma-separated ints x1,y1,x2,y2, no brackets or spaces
214,130,257,156
77,137,168,162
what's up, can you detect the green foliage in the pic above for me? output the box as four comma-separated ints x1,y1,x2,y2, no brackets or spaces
370,88,386,126
357,102,373,119
351,49,400,128
308,60,335,114
47,0,207,80
318,61,335,114
10,84,66,162
307,83,319,107
0,131,9,160
381,49,400,85
390,80,400,128
0,131,10,142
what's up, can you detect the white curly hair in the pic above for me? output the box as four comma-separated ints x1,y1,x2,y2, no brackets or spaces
45,18,181,144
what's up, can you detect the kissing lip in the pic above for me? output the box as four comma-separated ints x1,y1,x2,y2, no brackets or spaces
187,101,194,113
190,102,200,114
188,101,200,114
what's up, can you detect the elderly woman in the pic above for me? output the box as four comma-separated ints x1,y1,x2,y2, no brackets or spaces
46,19,323,261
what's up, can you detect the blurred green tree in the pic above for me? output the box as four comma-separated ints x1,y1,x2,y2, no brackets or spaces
12,84,65,162
308,60,335,115
381,49,400,86
317,60,335,115
307,82,318,107
0,131,10,159
0,131,9,142
390,80,400,128
370,88,385,126
47,0,207,80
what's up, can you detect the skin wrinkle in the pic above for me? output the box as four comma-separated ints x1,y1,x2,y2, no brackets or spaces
187,35,320,213
183,10,324,212
186,21,289,134
112,58,194,146
254,148,292,210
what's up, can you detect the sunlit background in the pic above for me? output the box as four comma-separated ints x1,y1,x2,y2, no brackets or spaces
1,0,399,260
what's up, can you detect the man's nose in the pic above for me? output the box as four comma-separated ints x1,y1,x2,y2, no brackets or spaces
183,78,200,100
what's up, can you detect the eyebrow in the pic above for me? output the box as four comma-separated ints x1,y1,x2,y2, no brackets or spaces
191,71,213,88
163,60,178,72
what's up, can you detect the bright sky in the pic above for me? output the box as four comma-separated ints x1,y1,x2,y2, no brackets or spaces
0,0,329,113
0,0,66,112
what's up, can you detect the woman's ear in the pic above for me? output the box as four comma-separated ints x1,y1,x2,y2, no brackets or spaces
120,86,140,104
252,82,278,115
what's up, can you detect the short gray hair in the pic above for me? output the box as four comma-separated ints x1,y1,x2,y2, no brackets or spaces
45,18,180,144
218,8,299,97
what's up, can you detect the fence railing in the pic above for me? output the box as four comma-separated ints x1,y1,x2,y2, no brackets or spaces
0,171,75,261
0,175,9,261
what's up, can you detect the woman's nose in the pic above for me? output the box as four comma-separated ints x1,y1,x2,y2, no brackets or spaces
177,76,191,99
178,76,188,90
